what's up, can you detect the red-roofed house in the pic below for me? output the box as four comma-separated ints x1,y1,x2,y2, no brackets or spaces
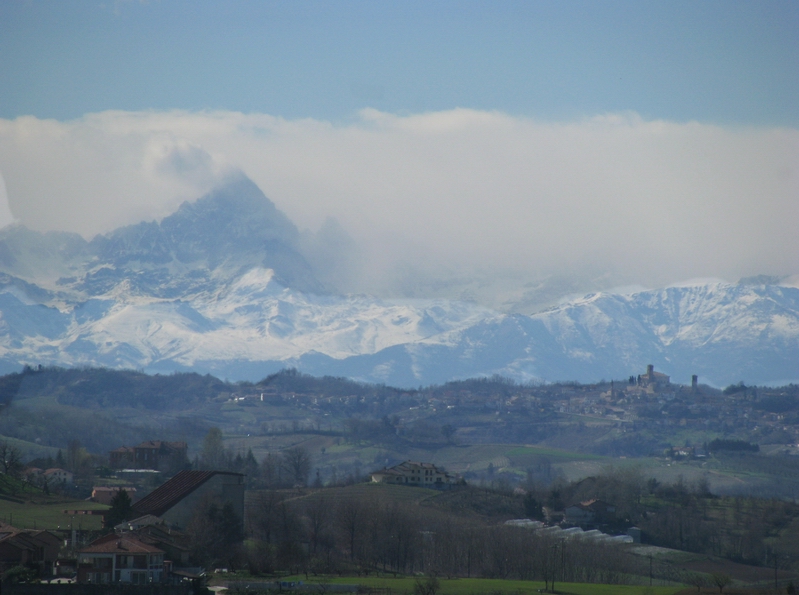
43,468,73,485
77,534,164,584
110,441,188,472
109,446,135,468
116,516,192,566
131,470,245,531
0,524,62,576
564,499,617,527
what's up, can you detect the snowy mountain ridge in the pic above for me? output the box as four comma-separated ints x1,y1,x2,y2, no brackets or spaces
0,177,796,388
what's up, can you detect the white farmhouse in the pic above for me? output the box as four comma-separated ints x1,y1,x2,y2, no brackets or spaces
371,461,455,488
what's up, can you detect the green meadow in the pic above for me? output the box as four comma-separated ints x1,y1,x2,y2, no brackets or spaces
0,495,107,531
274,575,684,595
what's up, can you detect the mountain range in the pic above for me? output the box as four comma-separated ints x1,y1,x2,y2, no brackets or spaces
0,175,796,388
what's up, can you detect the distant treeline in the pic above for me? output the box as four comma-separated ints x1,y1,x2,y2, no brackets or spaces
707,438,759,453
8,365,795,413
0,365,550,412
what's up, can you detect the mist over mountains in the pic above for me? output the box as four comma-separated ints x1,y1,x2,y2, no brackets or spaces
0,175,796,388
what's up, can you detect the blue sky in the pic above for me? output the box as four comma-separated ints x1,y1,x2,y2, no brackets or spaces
2,0,797,125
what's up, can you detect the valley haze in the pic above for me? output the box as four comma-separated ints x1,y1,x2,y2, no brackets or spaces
1,109,797,303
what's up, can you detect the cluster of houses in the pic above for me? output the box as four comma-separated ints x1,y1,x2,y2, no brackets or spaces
4,454,646,585
109,440,189,472
0,524,62,579
76,470,244,585
6,461,455,584
22,467,74,488
215,364,799,454
1,470,245,585
20,440,189,495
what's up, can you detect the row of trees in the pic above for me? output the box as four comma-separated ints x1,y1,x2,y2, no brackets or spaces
242,488,648,586
524,466,799,569
194,427,799,572
198,427,315,488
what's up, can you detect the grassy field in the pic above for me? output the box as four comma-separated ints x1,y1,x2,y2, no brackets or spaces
247,482,441,508
505,446,604,463
271,575,685,595
225,436,612,483
0,433,59,461
0,497,107,531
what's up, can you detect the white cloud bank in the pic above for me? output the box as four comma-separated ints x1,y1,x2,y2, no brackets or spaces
0,109,796,290
0,172,18,229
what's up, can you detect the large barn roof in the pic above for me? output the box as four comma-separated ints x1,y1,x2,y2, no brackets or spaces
132,470,243,518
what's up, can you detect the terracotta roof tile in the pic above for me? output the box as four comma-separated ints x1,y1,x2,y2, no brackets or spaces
80,535,163,554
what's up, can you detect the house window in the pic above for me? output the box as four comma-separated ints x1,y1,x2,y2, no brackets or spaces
93,557,112,569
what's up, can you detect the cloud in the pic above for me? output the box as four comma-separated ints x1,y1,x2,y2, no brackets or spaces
0,172,18,229
0,109,796,291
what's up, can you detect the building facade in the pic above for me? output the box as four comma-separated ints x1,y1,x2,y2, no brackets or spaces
0,525,61,577
77,535,164,584
564,499,617,527
110,441,188,472
371,461,454,487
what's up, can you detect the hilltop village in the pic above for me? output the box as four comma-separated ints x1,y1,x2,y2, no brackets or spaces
215,365,799,458
3,364,798,472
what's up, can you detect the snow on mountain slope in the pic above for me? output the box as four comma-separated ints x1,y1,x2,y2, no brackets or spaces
0,266,496,377
0,267,799,386
0,265,796,387
0,176,795,387
278,282,799,387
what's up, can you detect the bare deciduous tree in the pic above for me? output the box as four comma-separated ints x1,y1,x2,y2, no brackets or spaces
0,440,22,478
282,446,312,486
711,572,732,593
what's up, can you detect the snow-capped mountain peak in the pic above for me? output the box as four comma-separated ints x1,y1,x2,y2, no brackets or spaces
0,176,796,388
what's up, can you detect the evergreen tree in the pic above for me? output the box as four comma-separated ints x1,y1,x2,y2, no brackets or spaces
523,493,544,520
104,488,133,528
243,448,260,487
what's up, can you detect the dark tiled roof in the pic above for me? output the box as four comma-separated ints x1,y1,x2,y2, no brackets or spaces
372,461,452,477
114,514,162,532
393,461,437,469
0,529,61,551
131,470,242,518
136,440,187,451
80,534,163,554
371,468,403,476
